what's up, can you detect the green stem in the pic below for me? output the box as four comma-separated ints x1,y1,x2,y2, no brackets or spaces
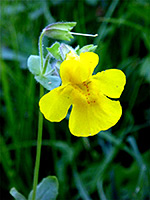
42,53,51,75
39,29,45,72
32,30,45,200
32,85,44,200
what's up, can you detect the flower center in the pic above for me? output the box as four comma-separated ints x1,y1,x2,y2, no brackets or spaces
73,81,96,105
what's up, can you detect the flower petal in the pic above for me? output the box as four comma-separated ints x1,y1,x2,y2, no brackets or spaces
69,92,122,137
60,52,99,85
39,85,72,122
80,52,99,75
92,69,126,98
60,59,81,84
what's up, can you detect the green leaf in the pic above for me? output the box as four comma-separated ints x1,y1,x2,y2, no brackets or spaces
27,55,60,90
10,188,27,200
28,176,59,200
27,55,41,75
46,42,62,60
78,44,97,54
140,56,150,83
27,55,52,76
44,22,77,41
35,74,61,91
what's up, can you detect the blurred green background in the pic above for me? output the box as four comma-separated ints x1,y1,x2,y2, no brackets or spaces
0,0,150,199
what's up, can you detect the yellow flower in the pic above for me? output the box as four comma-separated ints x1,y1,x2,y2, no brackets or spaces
39,52,126,137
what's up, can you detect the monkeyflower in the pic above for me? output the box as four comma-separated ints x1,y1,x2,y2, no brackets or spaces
39,51,126,137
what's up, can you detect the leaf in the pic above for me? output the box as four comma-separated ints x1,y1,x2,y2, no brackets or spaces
44,22,77,41
28,176,59,200
35,74,61,91
78,44,97,54
10,188,27,200
46,42,62,60
27,55,51,76
27,55,60,90
73,168,92,200
27,55,41,75
140,56,150,83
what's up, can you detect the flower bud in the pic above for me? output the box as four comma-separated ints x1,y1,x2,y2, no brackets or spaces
44,22,77,41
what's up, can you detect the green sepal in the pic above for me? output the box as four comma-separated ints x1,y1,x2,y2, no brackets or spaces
47,43,76,61
74,45,80,52
28,176,59,200
59,43,75,60
10,188,27,200
44,22,77,41
35,74,61,91
77,44,97,54
46,42,62,60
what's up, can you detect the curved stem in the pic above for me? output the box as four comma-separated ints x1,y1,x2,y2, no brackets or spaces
32,30,45,200
32,85,44,200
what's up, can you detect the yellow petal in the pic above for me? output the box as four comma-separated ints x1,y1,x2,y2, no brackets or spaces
39,85,72,122
80,52,99,75
69,92,122,137
60,59,81,84
92,69,126,98
60,52,99,85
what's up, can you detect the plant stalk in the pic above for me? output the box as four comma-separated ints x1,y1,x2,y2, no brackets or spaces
32,85,44,200
32,30,45,200
39,29,45,72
